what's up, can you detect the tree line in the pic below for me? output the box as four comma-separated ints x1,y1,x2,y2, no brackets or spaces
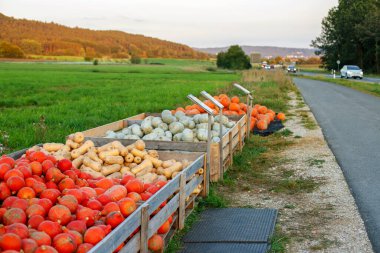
312,0,380,73
0,13,209,60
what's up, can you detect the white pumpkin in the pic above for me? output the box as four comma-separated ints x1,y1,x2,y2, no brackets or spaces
151,117,163,128
169,122,184,134
173,133,183,141
175,111,186,120
181,129,194,142
197,129,208,141
157,122,169,131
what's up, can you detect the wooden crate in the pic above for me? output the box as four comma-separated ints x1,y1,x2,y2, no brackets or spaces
79,113,247,181
7,147,206,253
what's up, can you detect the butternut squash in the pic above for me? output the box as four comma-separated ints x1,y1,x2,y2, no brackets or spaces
66,139,80,149
86,150,103,164
162,160,176,168
131,159,153,174
133,156,142,164
101,164,121,176
144,155,163,168
134,140,145,151
71,140,94,159
106,172,122,179
125,153,134,163
43,143,64,152
72,155,85,169
99,149,120,160
104,155,124,165
162,162,183,179
73,132,85,143
80,166,104,178
131,148,147,158
83,157,102,172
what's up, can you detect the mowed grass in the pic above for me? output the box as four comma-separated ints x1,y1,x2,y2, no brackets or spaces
0,61,238,152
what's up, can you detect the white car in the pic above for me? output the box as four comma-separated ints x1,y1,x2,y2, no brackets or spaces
340,65,363,79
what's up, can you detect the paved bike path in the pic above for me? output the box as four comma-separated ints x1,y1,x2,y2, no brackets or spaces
294,77,380,252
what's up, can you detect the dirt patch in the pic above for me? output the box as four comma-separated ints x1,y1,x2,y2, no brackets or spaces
221,92,373,252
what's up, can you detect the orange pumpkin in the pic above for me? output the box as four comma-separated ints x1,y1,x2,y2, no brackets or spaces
231,96,240,103
220,97,230,107
204,100,215,109
250,117,257,130
256,120,268,130
251,108,258,117
258,106,268,114
277,112,286,121
229,103,240,112
176,107,185,113
239,103,247,112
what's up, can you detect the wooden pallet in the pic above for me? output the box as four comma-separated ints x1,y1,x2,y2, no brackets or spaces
79,113,247,182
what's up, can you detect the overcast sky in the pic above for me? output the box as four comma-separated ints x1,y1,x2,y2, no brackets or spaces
0,0,338,48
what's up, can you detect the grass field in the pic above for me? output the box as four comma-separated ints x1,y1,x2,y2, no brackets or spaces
0,60,238,152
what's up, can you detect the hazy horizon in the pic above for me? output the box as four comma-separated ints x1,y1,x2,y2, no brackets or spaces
0,0,338,48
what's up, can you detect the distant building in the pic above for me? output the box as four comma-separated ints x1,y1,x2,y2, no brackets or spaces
250,52,261,63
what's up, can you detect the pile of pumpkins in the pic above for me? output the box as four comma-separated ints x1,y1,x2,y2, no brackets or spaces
0,138,202,252
171,94,286,131
105,110,236,143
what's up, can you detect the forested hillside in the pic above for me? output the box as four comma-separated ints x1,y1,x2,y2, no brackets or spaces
0,13,208,60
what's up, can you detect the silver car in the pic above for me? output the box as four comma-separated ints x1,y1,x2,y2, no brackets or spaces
340,65,363,79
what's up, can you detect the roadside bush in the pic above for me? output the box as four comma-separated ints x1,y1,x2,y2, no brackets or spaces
217,45,251,70
131,55,141,64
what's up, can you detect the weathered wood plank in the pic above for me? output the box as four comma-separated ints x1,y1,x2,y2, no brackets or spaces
89,204,143,253
178,174,186,230
119,233,140,253
185,175,203,198
140,204,149,253
209,143,220,182
147,176,180,215
82,120,125,137
147,194,180,238
184,155,205,180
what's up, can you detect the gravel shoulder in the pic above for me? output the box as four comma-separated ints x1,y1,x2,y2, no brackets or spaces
225,92,373,252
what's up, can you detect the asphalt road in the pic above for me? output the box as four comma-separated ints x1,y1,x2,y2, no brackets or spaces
293,77,380,252
298,71,380,84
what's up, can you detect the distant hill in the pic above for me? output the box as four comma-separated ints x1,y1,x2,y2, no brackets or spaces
194,46,316,58
0,13,208,59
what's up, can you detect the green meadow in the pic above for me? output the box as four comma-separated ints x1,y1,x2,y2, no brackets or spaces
0,60,238,151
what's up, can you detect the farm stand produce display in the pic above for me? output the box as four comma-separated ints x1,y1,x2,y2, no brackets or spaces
81,112,247,182
172,93,286,132
0,136,206,253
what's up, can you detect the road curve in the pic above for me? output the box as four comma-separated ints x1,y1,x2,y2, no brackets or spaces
293,77,380,252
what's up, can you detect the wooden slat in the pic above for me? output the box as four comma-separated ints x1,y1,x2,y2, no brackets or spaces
147,176,180,215
147,194,180,238
158,151,204,162
82,120,125,137
201,154,207,197
184,155,205,180
89,204,143,253
229,131,233,167
86,137,208,152
238,120,243,151
140,204,149,253
209,143,220,182
178,174,186,230
119,233,140,253
185,175,203,198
